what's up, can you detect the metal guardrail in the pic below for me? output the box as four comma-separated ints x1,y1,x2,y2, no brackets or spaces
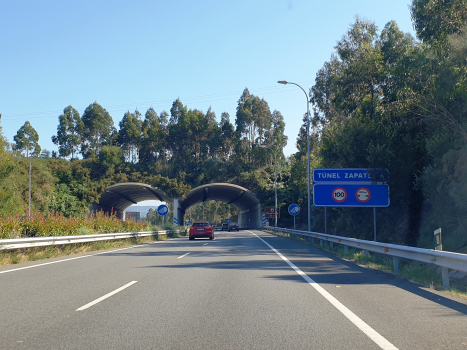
264,226,467,290
0,230,186,251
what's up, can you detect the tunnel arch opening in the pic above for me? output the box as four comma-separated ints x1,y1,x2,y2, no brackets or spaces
93,182,262,228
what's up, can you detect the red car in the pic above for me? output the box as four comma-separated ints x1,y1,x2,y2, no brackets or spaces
189,221,214,240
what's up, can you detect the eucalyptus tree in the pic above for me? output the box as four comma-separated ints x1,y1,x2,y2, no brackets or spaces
309,17,432,245
140,107,163,163
264,110,288,161
167,99,189,167
52,105,83,159
118,109,142,163
410,0,467,44
235,88,274,165
81,102,116,158
235,89,272,147
406,0,467,249
219,112,235,161
204,107,222,160
14,121,41,157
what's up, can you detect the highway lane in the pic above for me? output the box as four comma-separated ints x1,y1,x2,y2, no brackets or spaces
0,230,466,349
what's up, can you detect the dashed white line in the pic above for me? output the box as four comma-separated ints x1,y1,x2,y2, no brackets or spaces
76,281,138,311
178,252,190,259
251,231,398,350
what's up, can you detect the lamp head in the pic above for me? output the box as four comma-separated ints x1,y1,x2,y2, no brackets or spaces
277,80,288,85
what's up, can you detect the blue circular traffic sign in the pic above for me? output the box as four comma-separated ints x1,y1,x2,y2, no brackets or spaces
157,204,169,216
288,204,300,216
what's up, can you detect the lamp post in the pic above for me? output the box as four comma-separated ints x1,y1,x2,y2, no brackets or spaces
259,146,277,227
278,80,311,232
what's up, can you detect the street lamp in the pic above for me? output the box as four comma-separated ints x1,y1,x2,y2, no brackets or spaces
278,80,311,232
259,146,277,227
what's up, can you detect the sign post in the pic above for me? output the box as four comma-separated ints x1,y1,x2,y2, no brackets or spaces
313,168,389,241
288,204,300,230
157,204,169,226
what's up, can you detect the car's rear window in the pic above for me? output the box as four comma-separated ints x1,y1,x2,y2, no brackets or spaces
193,222,209,227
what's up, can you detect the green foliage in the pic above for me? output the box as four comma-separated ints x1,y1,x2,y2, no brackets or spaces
52,106,83,159
118,110,142,163
13,121,41,157
98,145,124,171
46,183,88,217
411,0,467,43
418,136,467,251
81,102,116,157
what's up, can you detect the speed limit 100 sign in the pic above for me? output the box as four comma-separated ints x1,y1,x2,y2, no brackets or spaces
332,187,347,202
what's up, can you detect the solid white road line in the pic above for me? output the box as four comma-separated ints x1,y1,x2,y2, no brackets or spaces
76,281,138,311
251,231,398,350
0,238,173,275
0,245,149,275
178,252,190,259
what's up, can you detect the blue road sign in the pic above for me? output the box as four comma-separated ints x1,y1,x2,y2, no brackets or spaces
288,204,300,216
313,168,389,207
157,204,169,216
174,217,178,225
313,168,389,185
226,218,232,223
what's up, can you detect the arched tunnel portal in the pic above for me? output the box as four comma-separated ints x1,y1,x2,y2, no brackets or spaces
93,182,262,229
178,183,262,229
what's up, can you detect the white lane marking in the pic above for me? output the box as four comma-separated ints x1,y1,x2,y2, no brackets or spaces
178,252,190,259
0,240,165,275
203,243,209,246
76,281,138,311
250,231,398,350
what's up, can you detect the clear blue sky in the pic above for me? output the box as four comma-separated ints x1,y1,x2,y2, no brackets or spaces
0,0,416,158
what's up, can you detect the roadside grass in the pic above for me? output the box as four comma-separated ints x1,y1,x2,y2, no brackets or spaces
281,232,467,299
0,231,187,267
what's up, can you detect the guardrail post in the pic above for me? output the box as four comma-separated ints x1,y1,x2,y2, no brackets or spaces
393,257,399,274
344,245,348,254
364,250,369,257
320,239,323,247
330,242,334,250
441,267,450,290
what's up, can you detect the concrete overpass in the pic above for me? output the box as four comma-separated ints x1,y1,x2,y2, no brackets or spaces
92,182,262,228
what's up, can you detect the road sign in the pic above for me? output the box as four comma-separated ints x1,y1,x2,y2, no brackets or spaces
226,218,232,223
356,188,371,202
313,168,389,207
288,204,300,216
265,206,280,218
313,168,389,184
262,213,267,225
174,217,178,225
332,188,347,203
157,205,169,216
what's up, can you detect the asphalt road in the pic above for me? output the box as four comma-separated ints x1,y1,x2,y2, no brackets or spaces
1,230,466,349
